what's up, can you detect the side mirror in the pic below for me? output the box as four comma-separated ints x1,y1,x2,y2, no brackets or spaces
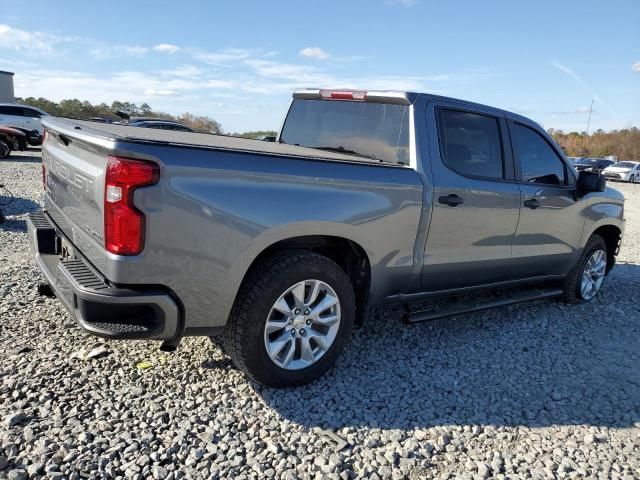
577,170,606,192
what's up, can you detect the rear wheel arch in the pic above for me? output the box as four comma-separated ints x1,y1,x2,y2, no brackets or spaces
236,235,372,326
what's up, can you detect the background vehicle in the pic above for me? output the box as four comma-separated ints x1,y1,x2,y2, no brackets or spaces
0,125,27,156
255,134,276,142
129,120,195,132
0,104,48,134
573,157,615,174
113,111,194,132
603,161,640,183
6,125,42,146
30,89,624,387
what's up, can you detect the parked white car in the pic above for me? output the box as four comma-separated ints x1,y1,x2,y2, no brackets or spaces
603,161,640,183
0,104,48,134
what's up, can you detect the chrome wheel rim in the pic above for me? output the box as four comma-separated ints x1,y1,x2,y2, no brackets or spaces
580,249,606,300
263,279,341,370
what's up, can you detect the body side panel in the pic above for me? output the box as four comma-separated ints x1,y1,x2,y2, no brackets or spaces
87,142,424,328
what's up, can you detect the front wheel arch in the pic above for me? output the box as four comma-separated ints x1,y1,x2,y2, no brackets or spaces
589,225,622,273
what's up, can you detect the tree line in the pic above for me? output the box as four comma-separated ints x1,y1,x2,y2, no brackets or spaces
548,128,640,161
16,97,223,135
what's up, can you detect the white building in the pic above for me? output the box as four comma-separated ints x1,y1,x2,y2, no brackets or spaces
0,71,15,103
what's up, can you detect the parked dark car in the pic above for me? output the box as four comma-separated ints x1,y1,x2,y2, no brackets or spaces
573,157,615,174
114,112,194,132
130,120,195,132
7,125,42,146
0,125,28,157
255,135,277,142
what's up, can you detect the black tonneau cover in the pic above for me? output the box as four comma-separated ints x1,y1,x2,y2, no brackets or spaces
43,117,406,167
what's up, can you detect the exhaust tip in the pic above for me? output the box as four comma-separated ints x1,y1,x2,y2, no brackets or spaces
160,337,182,352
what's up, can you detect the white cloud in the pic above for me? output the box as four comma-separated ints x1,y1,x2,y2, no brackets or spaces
551,59,623,123
632,61,640,72
190,48,251,65
153,43,180,54
144,88,178,96
299,47,330,60
160,64,203,77
0,23,62,53
90,45,149,59
386,0,419,6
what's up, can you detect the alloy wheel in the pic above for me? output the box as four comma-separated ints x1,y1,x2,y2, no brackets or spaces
263,279,341,370
580,249,606,300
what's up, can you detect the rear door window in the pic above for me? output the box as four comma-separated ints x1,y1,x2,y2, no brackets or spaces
22,107,42,118
437,109,504,179
0,106,24,116
512,123,568,186
280,99,410,164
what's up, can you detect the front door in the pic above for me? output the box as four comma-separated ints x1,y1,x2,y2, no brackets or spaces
421,103,521,291
509,120,585,277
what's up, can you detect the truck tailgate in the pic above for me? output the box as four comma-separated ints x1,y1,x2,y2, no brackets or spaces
42,125,108,255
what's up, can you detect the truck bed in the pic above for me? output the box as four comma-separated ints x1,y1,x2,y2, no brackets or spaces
46,117,405,167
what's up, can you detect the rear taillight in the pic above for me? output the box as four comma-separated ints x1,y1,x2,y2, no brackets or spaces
319,89,367,101
42,129,48,144
104,156,159,256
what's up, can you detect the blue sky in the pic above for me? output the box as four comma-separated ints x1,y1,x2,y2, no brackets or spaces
0,0,638,133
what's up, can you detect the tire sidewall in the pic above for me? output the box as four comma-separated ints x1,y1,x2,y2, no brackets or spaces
240,256,355,386
573,236,607,301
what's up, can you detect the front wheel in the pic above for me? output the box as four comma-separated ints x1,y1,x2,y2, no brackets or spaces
0,141,9,159
223,251,355,387
630,175,635,183
563,235,608,303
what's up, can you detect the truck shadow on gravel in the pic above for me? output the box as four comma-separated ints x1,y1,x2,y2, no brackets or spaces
4,152,42,163
256,264,640,430
0,195,41,232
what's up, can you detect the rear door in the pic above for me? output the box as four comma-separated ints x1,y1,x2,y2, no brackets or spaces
421,101,521,291
508,120,584,276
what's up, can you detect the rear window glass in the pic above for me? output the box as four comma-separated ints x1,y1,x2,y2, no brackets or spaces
438,109,504,179
280,99,410,164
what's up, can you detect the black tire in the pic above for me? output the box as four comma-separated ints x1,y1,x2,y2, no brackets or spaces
630,175,635,183
223,250,355,387
563,234,607,304
0,141,9,159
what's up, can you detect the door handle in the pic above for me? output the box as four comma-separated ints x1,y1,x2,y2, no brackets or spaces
438,194,464,207
523,198,541,209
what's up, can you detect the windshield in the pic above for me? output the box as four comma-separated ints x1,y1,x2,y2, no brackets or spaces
280,99,410,164
614,162,636,168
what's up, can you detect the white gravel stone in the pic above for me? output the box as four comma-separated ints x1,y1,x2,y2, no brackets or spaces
0,149,639,478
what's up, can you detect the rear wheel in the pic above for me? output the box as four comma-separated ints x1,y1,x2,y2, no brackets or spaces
223,251,355,387
563,235,608,303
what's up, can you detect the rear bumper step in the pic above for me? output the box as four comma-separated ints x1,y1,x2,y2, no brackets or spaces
403,287,563,323
27,211,181,340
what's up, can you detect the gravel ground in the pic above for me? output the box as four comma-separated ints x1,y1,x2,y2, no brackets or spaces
1,149,639,480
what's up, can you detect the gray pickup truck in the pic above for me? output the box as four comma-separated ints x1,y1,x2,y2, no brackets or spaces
28,89,625,387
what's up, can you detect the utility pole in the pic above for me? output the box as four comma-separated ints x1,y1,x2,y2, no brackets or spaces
586,99,594,135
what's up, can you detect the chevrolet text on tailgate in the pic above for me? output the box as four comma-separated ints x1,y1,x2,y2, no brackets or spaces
29,89,625,387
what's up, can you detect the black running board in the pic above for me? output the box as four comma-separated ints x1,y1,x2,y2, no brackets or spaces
402,287,563,324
